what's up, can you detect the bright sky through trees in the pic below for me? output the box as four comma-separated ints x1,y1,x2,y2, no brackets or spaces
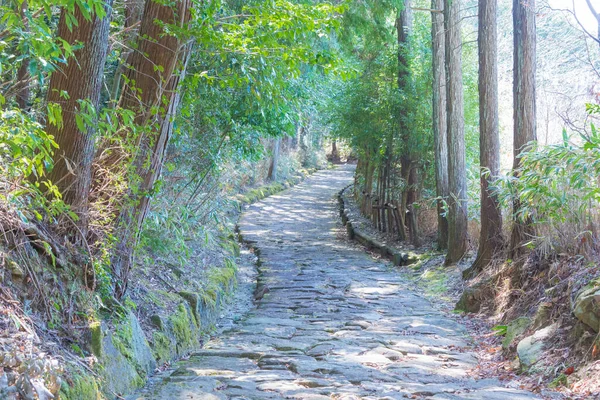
548,0,599,32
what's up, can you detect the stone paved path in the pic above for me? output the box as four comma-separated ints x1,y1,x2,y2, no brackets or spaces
133,165,539,399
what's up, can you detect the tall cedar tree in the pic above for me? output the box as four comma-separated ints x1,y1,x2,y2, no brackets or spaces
111,0,191,297
510,0,536,260
432,0,448,250
444,0,468,264
110,0,144,102
398,0,420,246
465,0,503,278
47,2,113,235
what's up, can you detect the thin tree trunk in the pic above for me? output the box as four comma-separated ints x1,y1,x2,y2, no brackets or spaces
110,0,144,103
510,0,537,260
465,0,503,279
399,156,411,241
110,0,192,297
407,165,420,246
444,0,468,264
386,155,394,234
267,138,281,181
331,140,340,163
432,0,449,250
47,2,113,234
16,1,30,110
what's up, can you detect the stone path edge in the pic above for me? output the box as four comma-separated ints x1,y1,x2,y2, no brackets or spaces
338,185,416,266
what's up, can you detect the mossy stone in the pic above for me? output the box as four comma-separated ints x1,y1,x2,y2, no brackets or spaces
169,303,198,353
150,314,164,330
532,302,553,330
502,317,531,350
455,286,483,313
572,285,600,332
516,323,558,370
7,259,24,278
178,291,200,326
59,374,102,400
152,331,172,364
89,321,103,357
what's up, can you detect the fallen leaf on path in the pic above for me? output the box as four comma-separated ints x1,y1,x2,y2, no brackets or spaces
565,366,575,375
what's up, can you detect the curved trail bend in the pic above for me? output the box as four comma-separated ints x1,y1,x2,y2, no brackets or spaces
133,165,538,400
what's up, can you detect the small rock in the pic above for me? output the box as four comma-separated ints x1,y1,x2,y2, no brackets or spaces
502,317,530,350
455,286,484,313
532,302,553,330
572,285,600,332
516,323,558,369
7,260,25,279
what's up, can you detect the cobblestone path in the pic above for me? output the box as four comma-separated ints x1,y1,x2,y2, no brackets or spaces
133,165,538,399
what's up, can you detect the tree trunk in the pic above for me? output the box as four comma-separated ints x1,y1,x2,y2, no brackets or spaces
267,138,281,181
465,0,503,279
110,0,144,103
444,0,468,264
400,156,412,241
47,2,113,234
397,0,412,86
510,0,537,260
16,1,30,110
331,140,340,163
397,1,419,244
432,0,449,250
110,0,192,297
407,165,420,246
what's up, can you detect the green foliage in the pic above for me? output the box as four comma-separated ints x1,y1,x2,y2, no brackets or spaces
0,107,79,223
0,0,108,93
0,108,56,182
492,325,508,336
495,105,600,255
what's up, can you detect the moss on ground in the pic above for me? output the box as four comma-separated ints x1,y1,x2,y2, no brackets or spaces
419,268,449,296
200,285,219,310
236,169,316,205
207,261,237,292
60,374,103,400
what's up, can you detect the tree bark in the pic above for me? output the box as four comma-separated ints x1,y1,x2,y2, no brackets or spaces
510,0,537,259
110,0,192,297
110,0,144,103
47,2,113,233
407,165,421,246
397,0,419,245
432,0,449,250
267,138,281,181
465,0,503,279
16,0,30,110
444,0,468,264
397,1,412,90
331,140,340,163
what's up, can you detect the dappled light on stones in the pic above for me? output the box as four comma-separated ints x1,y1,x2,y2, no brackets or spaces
132,166,538,399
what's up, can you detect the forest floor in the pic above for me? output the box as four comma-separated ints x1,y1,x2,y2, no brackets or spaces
130,165,545,399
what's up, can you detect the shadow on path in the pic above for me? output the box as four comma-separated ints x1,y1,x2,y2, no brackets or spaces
132,165,538,400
